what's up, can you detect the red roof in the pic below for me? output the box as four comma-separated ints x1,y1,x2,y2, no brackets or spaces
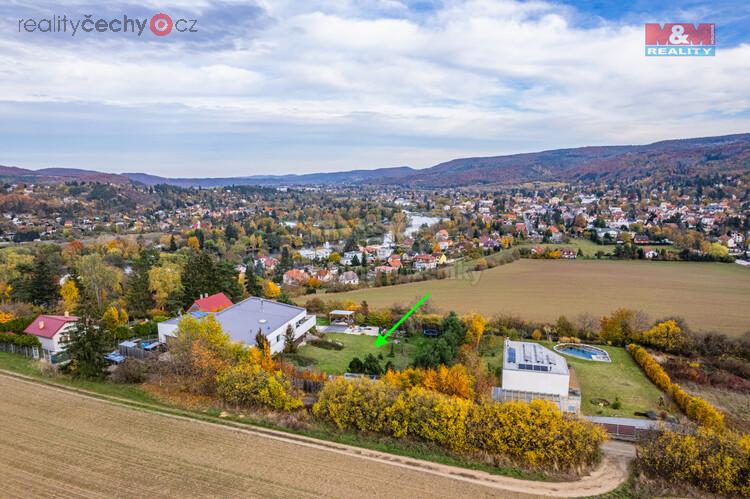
24,315,79,339
190,292,233,313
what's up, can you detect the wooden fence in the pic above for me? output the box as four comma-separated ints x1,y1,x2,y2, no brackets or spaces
0,342,39,359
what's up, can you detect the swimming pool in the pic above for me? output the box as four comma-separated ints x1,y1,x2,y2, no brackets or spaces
554,343,611,362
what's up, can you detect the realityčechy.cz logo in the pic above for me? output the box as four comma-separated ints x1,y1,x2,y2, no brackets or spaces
17,13,197,37
645,23,715,56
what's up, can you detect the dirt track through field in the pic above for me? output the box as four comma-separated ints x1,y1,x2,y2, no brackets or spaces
0,373,631,498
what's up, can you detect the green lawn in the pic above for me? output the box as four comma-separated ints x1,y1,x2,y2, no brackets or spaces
478,340,670,418
298,333,428,374
561,344,671,417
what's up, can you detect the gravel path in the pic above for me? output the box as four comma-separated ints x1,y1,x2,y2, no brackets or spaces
0,372,631,498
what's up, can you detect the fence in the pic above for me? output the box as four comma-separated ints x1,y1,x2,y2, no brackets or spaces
586,416,664,442
291,377,324,393
0,342,39,359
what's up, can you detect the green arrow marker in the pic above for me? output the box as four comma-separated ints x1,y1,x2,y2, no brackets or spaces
374,293,430,347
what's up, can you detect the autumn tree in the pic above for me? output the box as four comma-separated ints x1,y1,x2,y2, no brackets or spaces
464,313,486,348
599,308,639,345
77,253,123,313
149,262,183,311
262,280,281,299
60,278,80,313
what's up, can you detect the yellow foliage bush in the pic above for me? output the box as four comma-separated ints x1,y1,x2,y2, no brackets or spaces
628,344,724,430
216,361,302,411
313,378,605,472
637,427,750,497
382,364,475,399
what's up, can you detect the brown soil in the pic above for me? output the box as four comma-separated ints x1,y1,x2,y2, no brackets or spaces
0,372,631,498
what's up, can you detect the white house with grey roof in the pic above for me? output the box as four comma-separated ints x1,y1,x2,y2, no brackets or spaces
157,297,316,354
494,339,581,413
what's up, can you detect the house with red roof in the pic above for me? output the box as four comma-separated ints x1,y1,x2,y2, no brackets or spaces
283,269,310,286
413,254,437,271
24,314,79,361
188,292,233,313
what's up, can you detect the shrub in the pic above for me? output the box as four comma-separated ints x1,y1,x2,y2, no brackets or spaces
0,331,41,347
217,361,303,411
637,427,750,497
111,359,148,384
0,316,35,335
628,344,724,430
308,339,344,350
382,365,475,400
313,378,606,472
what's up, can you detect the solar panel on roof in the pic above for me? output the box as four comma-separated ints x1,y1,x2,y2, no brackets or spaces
507,347,516,363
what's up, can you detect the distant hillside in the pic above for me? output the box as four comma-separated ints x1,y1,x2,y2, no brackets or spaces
0,165,131,185
2,133,749,188
383,133,750,187
121,166,416,187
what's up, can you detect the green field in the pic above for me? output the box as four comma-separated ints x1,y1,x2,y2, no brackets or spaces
324,259,750,336
297,333,428,374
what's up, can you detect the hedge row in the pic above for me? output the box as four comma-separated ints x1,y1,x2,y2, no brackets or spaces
628,344,724,430
0,316,35,334
637,428,750,497
313,378,606,472
0,332,41,347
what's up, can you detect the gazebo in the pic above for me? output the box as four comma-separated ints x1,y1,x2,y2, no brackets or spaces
328,310,355,326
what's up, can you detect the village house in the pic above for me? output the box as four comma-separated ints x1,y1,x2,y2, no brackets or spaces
413,254,438,271
283,269,311,286
158,297,315,355
24,314,79,362
386,254,402,268
495,340,581,413
338,270,359,286
256,256,279,272
560,248,577,259
188,292,233,313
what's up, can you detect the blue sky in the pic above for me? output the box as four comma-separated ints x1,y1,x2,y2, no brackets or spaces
1,0,749,177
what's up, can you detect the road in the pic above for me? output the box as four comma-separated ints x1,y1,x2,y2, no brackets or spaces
0,373,631,498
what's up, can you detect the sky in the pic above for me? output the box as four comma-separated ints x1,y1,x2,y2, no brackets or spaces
1,0,749,177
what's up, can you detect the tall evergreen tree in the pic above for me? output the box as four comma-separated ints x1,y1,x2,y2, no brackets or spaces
126,248,159,318
244,264,263,297
62,318,111,379
180,251,216,307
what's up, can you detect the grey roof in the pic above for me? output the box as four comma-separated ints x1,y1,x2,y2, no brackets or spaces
504,339,568,375
165,297,306,346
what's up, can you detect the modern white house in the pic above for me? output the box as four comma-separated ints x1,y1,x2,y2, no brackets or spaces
157,297,316,354
23,314,79,362
494,339,581,413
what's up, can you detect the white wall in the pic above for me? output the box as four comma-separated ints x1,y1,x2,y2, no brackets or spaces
502,369,569,397
157,322,179,343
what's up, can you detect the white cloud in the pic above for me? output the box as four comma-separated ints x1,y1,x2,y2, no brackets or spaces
1,0,749,173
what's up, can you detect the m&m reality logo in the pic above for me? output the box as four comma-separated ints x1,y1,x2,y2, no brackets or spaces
645,23,715,56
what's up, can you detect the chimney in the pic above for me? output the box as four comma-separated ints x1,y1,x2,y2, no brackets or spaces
64,311,69,317
260,299,264,312
38,320,45,329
